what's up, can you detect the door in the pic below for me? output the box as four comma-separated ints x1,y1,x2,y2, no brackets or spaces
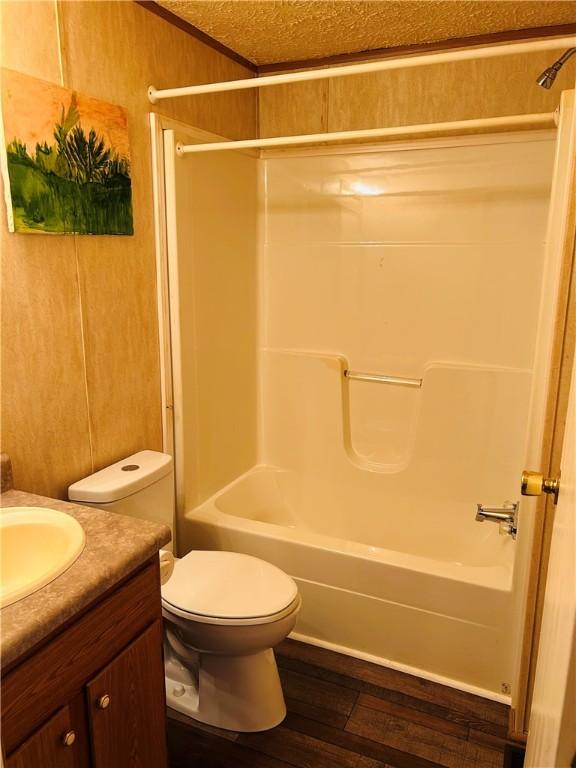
6,701,89,768
87,621,167,768
524,355,576,767
511,88,576,735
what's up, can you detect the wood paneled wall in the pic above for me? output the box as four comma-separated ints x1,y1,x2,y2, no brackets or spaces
259,51,576,137
1,1,256,498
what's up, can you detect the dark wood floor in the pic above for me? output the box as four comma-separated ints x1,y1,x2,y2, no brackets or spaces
167,639,522,768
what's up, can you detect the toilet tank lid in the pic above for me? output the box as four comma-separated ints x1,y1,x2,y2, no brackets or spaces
68,450,173,503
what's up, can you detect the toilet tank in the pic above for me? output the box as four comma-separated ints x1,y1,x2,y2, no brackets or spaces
68,450,175,551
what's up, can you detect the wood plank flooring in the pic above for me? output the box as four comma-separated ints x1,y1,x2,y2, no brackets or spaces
167,639,522,768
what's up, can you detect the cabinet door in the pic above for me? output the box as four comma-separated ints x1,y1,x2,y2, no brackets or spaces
7,700,89,768
86,620,167,768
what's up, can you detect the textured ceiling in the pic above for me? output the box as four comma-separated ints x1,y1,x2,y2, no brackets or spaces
157,1,576,65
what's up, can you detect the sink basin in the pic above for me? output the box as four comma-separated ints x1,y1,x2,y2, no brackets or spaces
1,507,86,608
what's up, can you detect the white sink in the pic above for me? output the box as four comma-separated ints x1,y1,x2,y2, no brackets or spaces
1,507,86,608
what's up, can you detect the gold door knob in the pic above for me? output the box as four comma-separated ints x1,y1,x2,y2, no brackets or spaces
521,470,560,502
97,694,111,710
62,730,76,747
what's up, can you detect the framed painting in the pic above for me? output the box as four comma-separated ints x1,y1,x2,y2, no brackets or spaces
0,69,133,235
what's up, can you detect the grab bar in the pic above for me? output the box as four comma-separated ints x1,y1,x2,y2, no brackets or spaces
344,370,422,388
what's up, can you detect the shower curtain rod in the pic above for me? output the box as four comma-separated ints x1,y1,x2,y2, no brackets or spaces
175,112,557,155
148,35,576,102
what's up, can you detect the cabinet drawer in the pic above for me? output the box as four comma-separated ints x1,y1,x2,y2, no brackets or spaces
2,559,161,753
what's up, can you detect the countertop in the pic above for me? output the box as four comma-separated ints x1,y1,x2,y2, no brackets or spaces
1,488,171,668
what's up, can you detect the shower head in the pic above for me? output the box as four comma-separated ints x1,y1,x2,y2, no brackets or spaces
536,66,559,89
536,48,576,89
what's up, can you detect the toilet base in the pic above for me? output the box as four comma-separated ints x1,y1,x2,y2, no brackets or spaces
165,648,287,732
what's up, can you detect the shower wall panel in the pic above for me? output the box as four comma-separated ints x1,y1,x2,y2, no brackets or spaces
261,135,555,531
166,138,259,512
263,139,553,366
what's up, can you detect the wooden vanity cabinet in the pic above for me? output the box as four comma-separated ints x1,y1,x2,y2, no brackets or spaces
2,558,168,768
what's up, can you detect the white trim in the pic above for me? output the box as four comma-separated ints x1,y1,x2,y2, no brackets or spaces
149,113,174,455
176,113,556,155
289,631,512,705
148,35,576,101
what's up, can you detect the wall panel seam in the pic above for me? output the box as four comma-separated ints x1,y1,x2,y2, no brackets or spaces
55,0,94,476
54,0,65,87
73,238,95,475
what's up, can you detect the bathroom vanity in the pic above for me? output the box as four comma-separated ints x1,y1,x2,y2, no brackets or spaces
1,468,171,768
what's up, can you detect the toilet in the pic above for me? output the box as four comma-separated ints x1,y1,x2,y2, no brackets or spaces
68,450,301,732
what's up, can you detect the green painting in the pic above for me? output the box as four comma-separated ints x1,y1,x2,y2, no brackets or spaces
1,69,133,235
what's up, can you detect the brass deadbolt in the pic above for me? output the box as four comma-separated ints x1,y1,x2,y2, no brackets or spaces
97,694,111,710
521,470,560,503
62,730,76,747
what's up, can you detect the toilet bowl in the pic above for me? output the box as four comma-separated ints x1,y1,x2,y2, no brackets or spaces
68,451,300,732
162,550,301,732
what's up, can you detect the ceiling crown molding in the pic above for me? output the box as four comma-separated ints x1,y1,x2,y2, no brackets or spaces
258,22,576,73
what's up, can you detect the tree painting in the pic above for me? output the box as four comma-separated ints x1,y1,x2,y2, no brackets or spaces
1,69,133,235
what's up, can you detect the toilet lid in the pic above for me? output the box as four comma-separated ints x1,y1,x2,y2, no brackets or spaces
161,551,298,620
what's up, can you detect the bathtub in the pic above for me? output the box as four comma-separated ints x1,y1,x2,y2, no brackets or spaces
183,464,514,702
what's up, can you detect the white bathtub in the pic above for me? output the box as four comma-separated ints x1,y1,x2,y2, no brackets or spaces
183,464,514,702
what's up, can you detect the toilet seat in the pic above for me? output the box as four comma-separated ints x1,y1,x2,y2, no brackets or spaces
162,594,301,626
161,551,299,626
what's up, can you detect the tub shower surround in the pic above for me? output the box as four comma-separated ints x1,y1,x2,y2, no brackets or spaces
166,125,556,699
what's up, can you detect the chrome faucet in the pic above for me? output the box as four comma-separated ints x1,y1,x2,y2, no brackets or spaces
475,502,519,539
